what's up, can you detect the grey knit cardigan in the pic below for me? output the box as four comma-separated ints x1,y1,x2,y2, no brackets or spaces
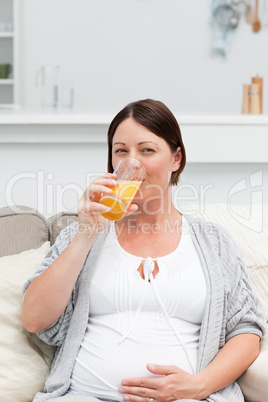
23,215,266,402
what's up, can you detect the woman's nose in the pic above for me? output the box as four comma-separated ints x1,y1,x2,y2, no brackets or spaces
128,150,139,160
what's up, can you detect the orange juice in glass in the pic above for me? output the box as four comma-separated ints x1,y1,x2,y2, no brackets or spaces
99,158,146,221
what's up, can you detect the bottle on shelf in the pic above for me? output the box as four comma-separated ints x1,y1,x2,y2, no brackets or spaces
241,75,263,115
242,84,251,114
250,83,261,114
251,75,263,114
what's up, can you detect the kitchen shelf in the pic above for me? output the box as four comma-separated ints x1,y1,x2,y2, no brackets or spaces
0,111,268,163
0,79,14,85
0,32,13,38
0,0,18,105
1,110,268,125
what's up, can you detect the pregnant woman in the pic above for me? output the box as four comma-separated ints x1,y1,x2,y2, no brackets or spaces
22,99,266,402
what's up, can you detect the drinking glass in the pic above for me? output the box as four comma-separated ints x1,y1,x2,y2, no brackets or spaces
99,158,146,221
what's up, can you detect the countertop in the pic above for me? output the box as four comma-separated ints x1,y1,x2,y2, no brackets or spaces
1,108,268,163
1,108,268,125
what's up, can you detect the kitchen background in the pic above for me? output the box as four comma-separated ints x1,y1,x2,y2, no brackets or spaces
0,0,268,219
1,0,268,112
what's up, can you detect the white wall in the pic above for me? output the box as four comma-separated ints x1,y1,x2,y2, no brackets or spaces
19,0,268,114
2,1,267,216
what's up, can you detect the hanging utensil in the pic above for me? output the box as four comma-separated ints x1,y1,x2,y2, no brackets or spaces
214,2,240,29
246,0,253,22
229,4,240,27
235,0,249,14
252,0,261,32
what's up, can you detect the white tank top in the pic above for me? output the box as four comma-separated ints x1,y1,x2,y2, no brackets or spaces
70,217,207,400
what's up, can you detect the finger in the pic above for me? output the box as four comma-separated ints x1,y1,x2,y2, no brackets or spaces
79,200,111,214
92,177,118,188
121,395,155,402
84,178,118,199
121,377,158,389
118,385,157,400
125,203,139,217
85,184,114,199
146,363,180,375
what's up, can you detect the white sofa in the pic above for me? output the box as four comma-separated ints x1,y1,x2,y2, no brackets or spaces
0,204,267,402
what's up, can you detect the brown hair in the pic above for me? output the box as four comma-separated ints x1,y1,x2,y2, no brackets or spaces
107,99,186,185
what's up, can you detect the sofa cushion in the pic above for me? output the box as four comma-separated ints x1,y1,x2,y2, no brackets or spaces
0,205,49,257
48,210,78,245
0,241,55,402
182,203,268,321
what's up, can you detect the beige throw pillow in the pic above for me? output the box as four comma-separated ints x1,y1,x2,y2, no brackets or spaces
0,242,55,402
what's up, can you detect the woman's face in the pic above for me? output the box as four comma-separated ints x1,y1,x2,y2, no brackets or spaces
111,118,181,206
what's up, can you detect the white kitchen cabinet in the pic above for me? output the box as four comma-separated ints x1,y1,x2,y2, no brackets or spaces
0,0,19,105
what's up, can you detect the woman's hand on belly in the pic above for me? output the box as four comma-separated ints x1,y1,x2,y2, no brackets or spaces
118,363,207,402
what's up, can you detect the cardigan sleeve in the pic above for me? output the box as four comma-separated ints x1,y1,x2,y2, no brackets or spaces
217,227,267,341
22,222,81,347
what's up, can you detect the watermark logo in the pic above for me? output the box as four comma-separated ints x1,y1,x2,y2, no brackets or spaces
227,170,263,232
4,169,264,233
5,171,84,215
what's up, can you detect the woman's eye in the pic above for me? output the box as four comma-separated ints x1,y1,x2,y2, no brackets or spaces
142,148,155,152
115,149,127,153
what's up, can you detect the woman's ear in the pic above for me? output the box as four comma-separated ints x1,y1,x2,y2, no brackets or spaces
172,147,182,172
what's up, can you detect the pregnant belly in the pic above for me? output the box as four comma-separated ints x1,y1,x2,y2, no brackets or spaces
70,313,198,400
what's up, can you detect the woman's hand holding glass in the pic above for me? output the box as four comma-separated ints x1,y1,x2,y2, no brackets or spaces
77,173,117,236
77,173,139,238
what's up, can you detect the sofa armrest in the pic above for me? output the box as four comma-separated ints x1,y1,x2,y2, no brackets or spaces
47,211,78,245
0,205,49,257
